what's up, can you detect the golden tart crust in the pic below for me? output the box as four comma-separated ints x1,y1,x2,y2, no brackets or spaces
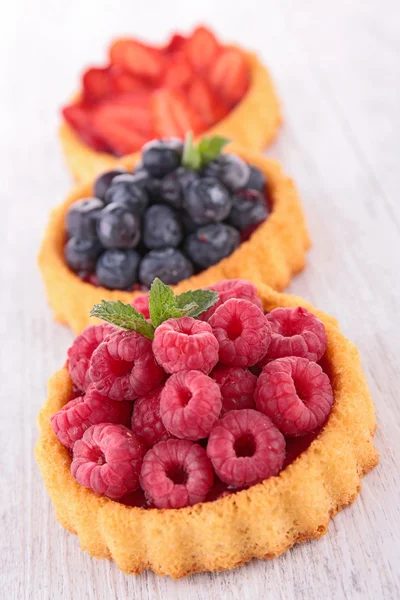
38,144,310,334
35,283,378,579
59,50,282,182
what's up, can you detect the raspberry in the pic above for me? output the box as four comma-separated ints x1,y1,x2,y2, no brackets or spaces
200,278,263,321
211,365,256,414
131,386,171,447
153,316,219,374
119,487,149,508
140,439,214,508
67,323,116,391
204,477,229,502
51,384,132,449
261,307,327,365
71,423,146,499
160,370,222,440
209,299,271,367
131,293,150,319
206,409,285,488
89,329,165,401
255,357,334,436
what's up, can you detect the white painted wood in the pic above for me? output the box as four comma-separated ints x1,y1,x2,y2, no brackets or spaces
0,0,399,598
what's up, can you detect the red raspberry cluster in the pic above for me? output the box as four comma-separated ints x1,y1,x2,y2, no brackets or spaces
52,279,333,509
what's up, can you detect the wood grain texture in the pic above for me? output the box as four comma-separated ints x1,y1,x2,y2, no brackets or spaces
0,0,399,598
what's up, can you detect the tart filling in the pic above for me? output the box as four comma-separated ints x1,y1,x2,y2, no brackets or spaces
39,143,310,333
36,280,378,578
63,135,272,291
62,26,271,156
59,26,281,182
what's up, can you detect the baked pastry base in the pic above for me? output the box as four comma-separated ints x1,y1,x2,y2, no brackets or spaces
38,144,310,334
35,283,378,579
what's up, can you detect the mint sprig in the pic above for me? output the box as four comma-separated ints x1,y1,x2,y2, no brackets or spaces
149,278,218,327
174,289,218,318
90,300,155,340
182,132,230,171
91,279,219,335
182,132,202,171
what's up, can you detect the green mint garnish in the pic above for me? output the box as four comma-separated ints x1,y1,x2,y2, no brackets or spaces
174,289,219,318
182,132,202,171
182,132,230,171
91,279,219,334
90,300,155,340
149,278,218,327
197,135,230,166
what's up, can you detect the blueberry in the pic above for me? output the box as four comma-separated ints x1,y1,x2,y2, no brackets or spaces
142,205,183,249
142,139,184,178
66,197,104,239
202,154,250,191
126,168,162,202
183,177,232,225
94,168,127,201
97,203,141,249
228,190,269,231
160,167,198,209
105,173,149,215
182,212,200,234
245,166,266,192
185,224,240,269
96,249,140,290
139,248,193,287
65,237,103,273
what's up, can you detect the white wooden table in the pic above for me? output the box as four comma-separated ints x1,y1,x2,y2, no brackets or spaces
1,1,399,598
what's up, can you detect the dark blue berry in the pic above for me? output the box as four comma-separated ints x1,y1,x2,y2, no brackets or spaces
139,248,193,287
202,154,250,191
66,197,104,239
105,174,149,215
97,203,140,249
228,190,269,231
127,168,162,202
160,167,198,209
142,205,183,249
245,166,266,192
184,224,240,269
65,237,103,273
96,249,140,290
183,177,232,225
182,212,200,234
94,168,127,201
142,139,184,178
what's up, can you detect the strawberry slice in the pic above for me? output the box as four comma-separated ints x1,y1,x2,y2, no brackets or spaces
91,101,152,156
187,78,230,127
164,33,187,54
109,39,164,82
184,26,220,72
152,89,205,138
105,91,151,108
163,52,192,89
208,48,250,106
110,66,151,95
62,103,110,152
82,67,113,104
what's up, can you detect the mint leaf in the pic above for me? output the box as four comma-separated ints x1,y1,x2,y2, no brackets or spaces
198,136,230,167
175,289,219,318
148,278,186,327
182,132,202,170
90,300,155,340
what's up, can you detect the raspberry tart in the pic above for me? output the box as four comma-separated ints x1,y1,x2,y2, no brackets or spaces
35,279,378,578
39,137,310,333
60,25,281,181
